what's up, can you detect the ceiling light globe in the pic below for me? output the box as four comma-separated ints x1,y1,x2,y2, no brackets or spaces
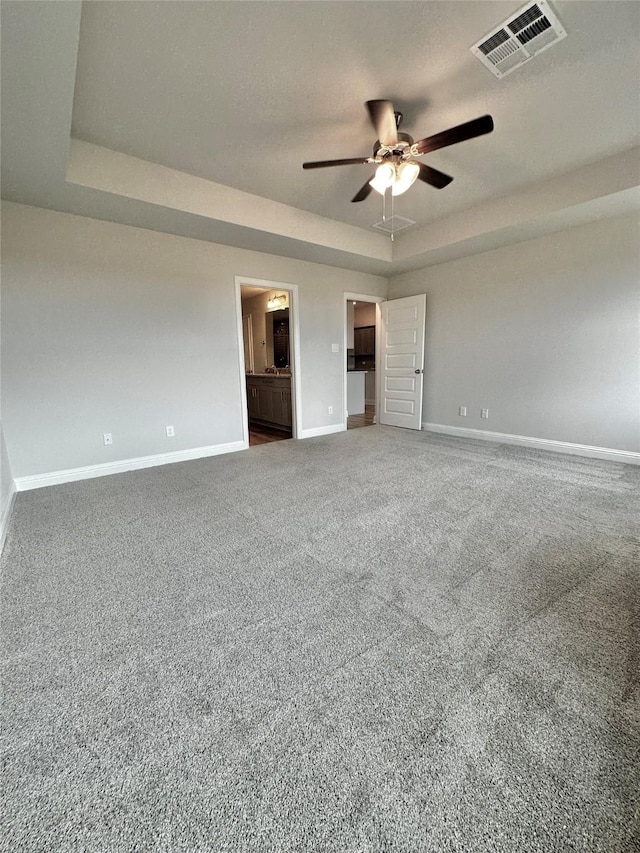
392,161,420,196
369,162,396,195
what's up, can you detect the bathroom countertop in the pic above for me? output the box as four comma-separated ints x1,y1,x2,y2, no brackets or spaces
246,373,291,378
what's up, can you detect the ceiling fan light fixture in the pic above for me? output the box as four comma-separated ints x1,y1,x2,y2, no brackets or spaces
369,162,396,195
392,161,420,196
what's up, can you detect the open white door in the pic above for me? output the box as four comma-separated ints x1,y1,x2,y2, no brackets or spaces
378,294,426,430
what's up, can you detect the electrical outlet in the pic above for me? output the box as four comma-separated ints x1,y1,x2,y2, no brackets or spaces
481,409,489,419
166,425,175,437
103,433,113,446
328,406,333,415
331,343,339,353
459,406,467,417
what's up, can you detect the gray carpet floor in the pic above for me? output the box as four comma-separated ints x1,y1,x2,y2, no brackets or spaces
2,426,639,852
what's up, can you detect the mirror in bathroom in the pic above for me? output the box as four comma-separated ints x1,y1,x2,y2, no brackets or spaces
265,308,290,368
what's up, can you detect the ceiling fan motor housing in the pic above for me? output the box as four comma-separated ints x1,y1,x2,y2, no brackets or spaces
374,131,414,160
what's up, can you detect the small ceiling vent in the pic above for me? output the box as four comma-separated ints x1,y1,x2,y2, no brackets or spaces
471,1,566,79
372,215,415,234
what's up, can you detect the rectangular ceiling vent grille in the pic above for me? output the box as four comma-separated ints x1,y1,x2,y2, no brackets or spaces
372,215,415,234
471,0,566,79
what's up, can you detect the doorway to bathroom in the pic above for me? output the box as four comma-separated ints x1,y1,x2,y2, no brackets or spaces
235,277,301,447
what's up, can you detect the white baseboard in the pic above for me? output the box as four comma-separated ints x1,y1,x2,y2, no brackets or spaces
14,440,248,492
0,483,17,554
423,423,640,465
298,424,346,439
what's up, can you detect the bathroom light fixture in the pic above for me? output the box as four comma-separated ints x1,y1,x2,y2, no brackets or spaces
267,294,287,310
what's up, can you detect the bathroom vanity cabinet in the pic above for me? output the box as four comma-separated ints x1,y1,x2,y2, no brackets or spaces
246,375,292,430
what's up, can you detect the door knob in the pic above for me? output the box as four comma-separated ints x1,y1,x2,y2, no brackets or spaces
414,369,423,374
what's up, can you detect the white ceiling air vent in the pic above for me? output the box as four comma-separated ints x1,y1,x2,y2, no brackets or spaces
372,215,415,234
471,1,566,79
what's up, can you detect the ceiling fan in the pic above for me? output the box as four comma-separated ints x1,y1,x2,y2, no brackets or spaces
303,100,494,203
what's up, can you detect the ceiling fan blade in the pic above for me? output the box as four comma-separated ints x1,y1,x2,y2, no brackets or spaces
417,162,453,189
303,157,371,169
414,115,494,156
366,100,398,147
351,178,375,203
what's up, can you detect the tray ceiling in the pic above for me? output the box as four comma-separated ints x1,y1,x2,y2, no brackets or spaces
2,1,639,274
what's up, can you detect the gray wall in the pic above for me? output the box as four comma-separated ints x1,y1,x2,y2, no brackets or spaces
389,213,640,452
4,200,637,485
2,202,386,478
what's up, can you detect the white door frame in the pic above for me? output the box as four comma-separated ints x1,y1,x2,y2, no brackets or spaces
242,314,254,374
234,276,302,445
343,292,385,430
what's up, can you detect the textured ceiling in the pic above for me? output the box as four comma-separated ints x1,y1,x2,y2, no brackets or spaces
71,1,640,231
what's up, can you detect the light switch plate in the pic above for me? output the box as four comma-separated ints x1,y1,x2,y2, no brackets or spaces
331,343,339,352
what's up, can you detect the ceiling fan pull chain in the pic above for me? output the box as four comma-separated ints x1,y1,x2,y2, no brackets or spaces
391,192,395,242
